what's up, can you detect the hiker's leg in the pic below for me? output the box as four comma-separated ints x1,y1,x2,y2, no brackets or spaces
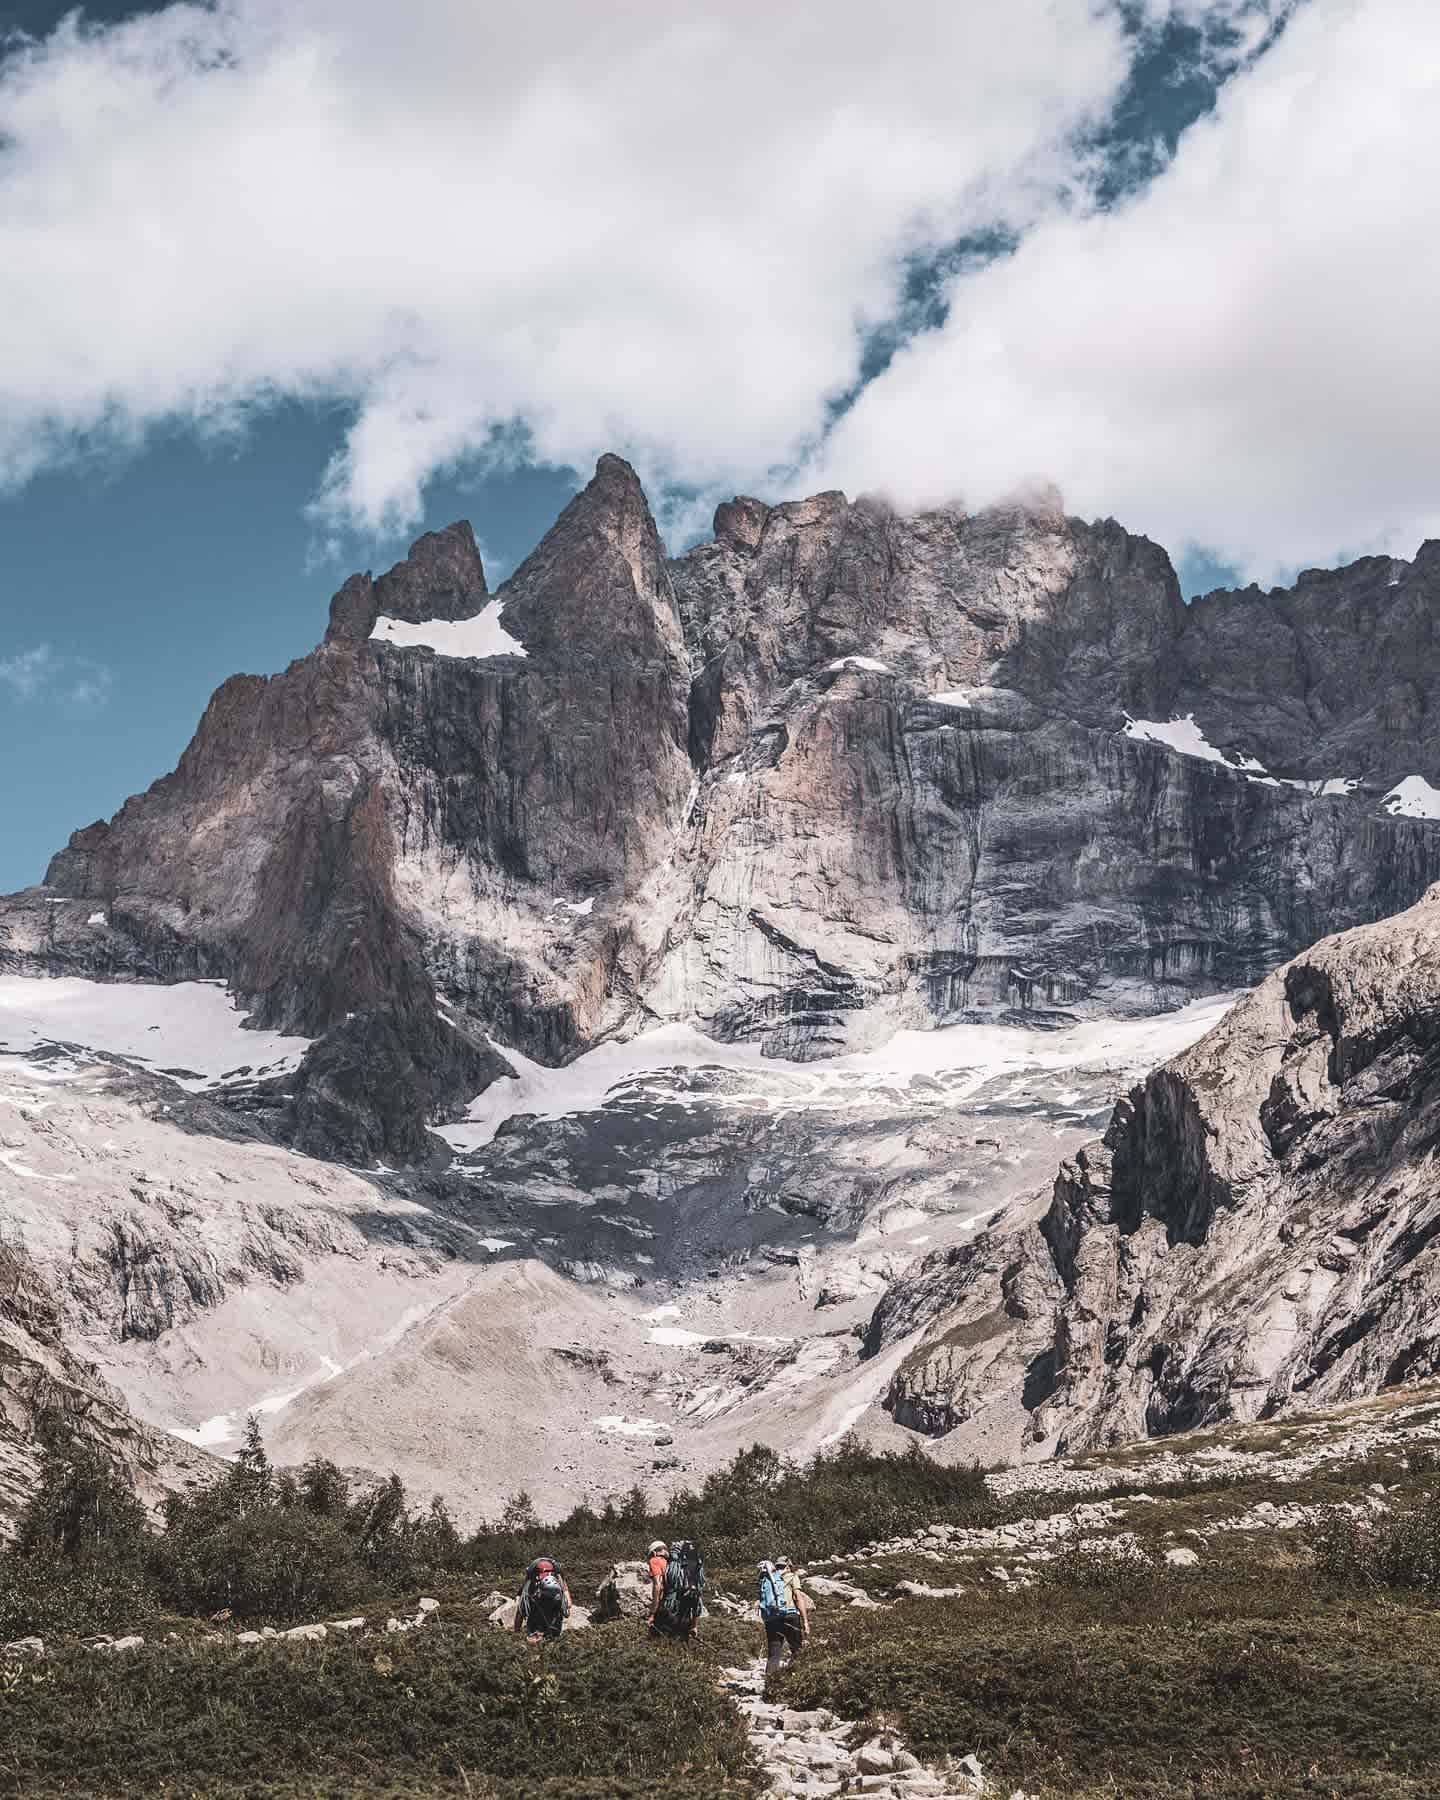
765,1628,785,1678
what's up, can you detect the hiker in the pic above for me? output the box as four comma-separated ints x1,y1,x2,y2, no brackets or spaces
758,1554,808,1677
514,1554,572,1641
646,1540,669,1625
650,1537,705,1641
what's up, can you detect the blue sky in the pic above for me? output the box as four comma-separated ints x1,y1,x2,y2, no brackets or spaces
1,1,1436,893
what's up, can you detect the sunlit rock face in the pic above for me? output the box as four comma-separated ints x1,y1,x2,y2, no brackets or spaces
4,459,1440,1162
869,883,1440,1462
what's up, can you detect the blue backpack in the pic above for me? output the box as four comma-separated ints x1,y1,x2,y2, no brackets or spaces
757,1563,790,1622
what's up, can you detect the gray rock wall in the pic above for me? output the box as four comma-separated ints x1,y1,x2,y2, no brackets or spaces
7,458,1440,1160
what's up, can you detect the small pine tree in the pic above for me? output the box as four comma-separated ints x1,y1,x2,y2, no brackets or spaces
356,1474,408,1552
499,1489,540,1534
299,1457,351,1520
227,1415,273,1519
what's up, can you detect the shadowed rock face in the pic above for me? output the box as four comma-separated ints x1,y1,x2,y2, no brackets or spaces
5,459,1440,1160
870,882,1440,1458
0,1245,213,1531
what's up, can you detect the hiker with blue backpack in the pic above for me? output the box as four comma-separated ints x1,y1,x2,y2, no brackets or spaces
649,1538,705,1641
758,1555,810,1677
514,1554,572,1640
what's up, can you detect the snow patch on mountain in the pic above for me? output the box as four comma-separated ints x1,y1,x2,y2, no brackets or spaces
1123,715,1363,797
1123,712,1237,766
0,976,311,1089
370,600,527,660
1382,776,1440,820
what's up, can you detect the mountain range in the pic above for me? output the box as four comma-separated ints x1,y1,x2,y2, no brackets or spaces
4,456,1440,1521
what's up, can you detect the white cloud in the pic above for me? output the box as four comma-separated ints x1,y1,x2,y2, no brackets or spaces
0,645,54,700
0,643,111,707
0,0,1148,536
815,0,1440,579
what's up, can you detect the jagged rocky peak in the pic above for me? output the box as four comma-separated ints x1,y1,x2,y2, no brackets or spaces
375,519,488,623
500,452,685,664
870,880,1440,1459
1166,539,1440,783
325,518,488,643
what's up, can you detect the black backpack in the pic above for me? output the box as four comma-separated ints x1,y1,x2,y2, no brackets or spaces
660,1539,705,1627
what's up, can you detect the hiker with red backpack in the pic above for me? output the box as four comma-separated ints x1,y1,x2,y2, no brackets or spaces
646,1540,669,1626
514,1554,572,1640
649,1538,705,1642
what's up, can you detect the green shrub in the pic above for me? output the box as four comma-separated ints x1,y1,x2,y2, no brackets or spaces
155,1504,371,1624
1312,1492,1440,1591
0,1449,156,1639
465,1437,991,1580
0,1625,757,1798
0,1558,155,1642
1039,1540,1163,1590
780,1567,1440,1797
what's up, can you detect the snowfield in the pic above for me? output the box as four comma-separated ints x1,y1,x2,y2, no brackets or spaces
1383,776,1440,820
441,996,1235,1151
0,976,311,1089
370,600,527,660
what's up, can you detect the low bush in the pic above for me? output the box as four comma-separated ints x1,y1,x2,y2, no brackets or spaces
468,1437,991,1583
1311,1491,1440,1592
779,1567,1440,1797
0,1623,757,1798
0,1558,156,1643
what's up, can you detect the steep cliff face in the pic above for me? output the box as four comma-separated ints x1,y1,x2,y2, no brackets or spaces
871,882,1440,1460
0,1243,212,1533
6,460,1440,1159
649,493,1440,1054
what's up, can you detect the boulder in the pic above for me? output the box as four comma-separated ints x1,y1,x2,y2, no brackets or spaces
2,1637,44,1659
592,1560,654,1622
1164,1547,1201,1568
283,1623,328,1642
488,1598,589,1634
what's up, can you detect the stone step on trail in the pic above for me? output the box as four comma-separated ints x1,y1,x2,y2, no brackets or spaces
718,1657,1002,1798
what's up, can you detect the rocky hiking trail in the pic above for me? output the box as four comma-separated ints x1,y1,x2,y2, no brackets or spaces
722,1657,996,1799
